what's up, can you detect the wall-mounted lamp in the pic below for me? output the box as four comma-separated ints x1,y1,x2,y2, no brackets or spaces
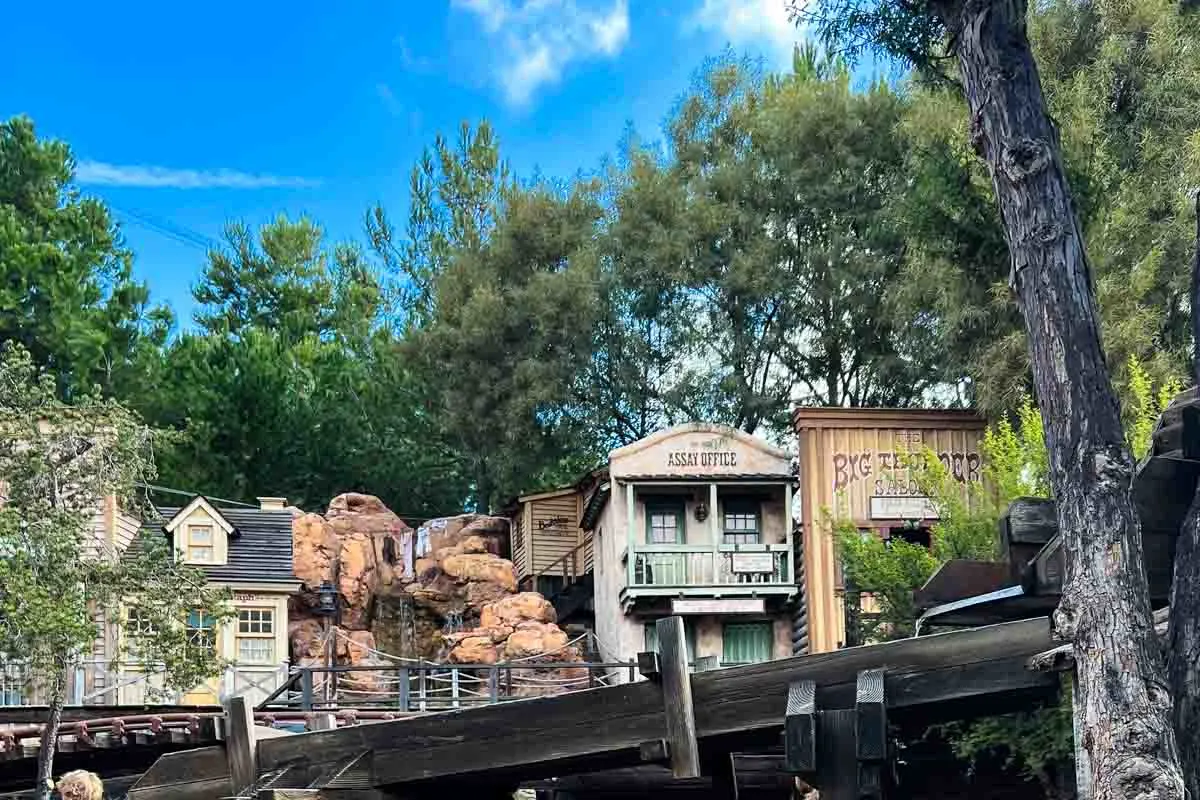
695,500,709,522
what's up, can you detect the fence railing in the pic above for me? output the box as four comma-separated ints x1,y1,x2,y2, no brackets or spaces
542,536,594,591
257,661,637,713
0,660,291,707
629,543,791,588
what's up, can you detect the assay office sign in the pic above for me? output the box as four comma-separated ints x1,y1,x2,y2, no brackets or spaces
664,434,741,471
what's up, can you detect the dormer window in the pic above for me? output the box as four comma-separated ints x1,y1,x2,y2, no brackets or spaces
187,526,215,562
163,496,235,566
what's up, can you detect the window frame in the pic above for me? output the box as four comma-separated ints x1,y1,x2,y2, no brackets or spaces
644,499,685,545
186,524,215,563
721,497,761,545
235,607,276,665
186,610,216,652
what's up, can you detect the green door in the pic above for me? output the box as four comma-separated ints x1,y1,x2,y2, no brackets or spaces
722,622,773,666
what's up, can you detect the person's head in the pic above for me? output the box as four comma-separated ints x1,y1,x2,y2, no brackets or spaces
56,770,103,800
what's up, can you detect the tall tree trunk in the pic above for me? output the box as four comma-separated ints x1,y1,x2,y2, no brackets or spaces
941,0,1183,797
1166,196,1200,797
33,689,64,800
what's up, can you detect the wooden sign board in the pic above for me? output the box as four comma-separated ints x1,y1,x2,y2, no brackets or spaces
868,496,939,521
731,552,776,574
671,598,765,615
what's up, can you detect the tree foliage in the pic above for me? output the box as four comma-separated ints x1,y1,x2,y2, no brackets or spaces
0,343,231,799
0,117,171,403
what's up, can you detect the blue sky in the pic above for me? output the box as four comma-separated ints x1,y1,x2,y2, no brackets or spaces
1,0,813,325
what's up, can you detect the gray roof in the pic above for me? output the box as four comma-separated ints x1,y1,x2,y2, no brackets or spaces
135,504,298,585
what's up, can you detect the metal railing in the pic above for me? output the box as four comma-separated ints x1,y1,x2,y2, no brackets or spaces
257,661,637,713
629,543,791,588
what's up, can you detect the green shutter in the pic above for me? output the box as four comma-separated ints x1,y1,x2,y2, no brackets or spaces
722,622,773,666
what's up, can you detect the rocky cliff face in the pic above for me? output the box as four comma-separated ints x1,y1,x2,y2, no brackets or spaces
289,493,580,676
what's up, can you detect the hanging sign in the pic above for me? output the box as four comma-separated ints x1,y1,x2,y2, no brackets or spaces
731,552,776,574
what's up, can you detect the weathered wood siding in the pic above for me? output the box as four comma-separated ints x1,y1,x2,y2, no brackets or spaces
511,510,530,581
793,408,986,654
529,492,584,574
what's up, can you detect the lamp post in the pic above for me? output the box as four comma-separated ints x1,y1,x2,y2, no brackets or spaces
315,581,338,705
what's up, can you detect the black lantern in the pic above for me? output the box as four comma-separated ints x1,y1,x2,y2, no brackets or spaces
316,581,338,617
695,499,709,522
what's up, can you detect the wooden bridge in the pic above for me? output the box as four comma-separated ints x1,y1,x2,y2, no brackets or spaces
112,614,1060,800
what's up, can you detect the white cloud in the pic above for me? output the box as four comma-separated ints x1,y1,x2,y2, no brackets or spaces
75,161,320,190
688,0,799,67
453,0,630,108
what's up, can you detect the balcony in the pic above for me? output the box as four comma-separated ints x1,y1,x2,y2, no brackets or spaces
621,543,795,607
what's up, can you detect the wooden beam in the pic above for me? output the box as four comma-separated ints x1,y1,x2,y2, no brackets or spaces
657,616,701,779
227,695,258,794
783,681,815,774
855,670,887,800
256,618,1056,789
814,710,856,800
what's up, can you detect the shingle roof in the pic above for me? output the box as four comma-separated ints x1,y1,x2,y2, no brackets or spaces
135,505,298,585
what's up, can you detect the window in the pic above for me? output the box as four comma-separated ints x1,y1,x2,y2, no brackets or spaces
187,525,214,562
125,607,157,637
722,622,774,666
645,501,684,544
722,499,761,545
644,620,696,663
186,610,215,651
236,608,275,664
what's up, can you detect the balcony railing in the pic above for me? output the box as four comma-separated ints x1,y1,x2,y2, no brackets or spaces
628,543,792,588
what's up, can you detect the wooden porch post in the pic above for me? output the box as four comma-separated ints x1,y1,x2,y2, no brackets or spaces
626,482,636,589
784,482,794,582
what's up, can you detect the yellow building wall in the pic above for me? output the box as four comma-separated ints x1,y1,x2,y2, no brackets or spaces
171,504,230,565
795,409,985,654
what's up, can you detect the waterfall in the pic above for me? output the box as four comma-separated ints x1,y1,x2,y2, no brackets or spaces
436,608,465,661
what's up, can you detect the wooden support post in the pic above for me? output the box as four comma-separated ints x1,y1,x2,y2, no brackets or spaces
855,669,887,800
226,695,258,794
638,651,661,680
783,680,816,774
656,616,700,778
626,482,636,588
816,710,857,800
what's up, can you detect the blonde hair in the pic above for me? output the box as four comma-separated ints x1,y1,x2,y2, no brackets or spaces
55,770,103,800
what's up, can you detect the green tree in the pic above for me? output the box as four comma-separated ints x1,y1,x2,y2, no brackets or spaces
143,216,468,516
0,116,172,402
886,0,1200,415
0,344,231,800
411,181,605,509
367,121,510,329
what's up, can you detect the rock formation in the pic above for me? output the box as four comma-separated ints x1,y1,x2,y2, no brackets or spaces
289,494,579,688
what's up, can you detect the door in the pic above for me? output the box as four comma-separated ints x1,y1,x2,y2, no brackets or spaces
183,610,220,704
721,622,773,666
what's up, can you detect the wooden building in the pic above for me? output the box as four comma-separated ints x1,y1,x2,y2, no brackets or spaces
793,408,986,654
588,423,797,674
111,496,301,706
508,483,596,599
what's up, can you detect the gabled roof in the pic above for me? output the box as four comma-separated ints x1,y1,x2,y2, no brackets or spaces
609,422,790,462
132,504,297,585
162,496,236,537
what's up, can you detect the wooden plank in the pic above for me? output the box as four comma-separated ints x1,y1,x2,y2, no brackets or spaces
126,745,232,800
855,670,886,800
691,617,1054,739
999,499,1056,584
656,616,700,779
227,695,258,793
258,618,1054,789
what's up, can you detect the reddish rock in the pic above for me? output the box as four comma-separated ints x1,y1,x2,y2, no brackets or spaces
448,635,499,664
441,553,517,591
504,623,570,660
479,593,557,629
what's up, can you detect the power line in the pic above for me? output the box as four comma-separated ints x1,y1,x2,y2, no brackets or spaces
136,482,258,508
109,204,221,253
